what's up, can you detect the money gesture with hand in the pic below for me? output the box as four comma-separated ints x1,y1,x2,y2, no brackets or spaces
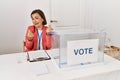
27,30,34,41
46,25,53,35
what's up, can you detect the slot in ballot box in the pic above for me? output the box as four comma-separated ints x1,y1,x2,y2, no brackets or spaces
51,29,106,68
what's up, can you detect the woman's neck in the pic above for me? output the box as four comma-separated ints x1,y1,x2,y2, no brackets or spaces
37,25,43,30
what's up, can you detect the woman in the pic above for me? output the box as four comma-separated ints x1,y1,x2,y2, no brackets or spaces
25,9,53,52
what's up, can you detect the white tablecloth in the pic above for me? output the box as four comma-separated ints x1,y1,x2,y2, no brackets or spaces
0,50,120,80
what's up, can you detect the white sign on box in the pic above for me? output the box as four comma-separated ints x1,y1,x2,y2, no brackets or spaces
67,39,99,65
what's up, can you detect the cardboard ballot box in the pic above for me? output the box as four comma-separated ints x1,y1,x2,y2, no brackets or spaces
52,29,106,68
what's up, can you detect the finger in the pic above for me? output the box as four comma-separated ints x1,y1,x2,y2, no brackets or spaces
48,25,53,30
29,30,33,34
29,30,34,35
28,30,33,38
28,30,31,34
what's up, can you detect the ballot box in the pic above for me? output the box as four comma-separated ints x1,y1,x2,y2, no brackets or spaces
51,29,106,68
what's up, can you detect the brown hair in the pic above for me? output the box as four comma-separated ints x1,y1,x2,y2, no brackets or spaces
31,9,47,25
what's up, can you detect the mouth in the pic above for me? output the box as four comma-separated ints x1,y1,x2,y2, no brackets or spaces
34,23,40,27
34,23,39,25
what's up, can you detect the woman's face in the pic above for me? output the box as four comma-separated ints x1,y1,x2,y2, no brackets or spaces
31,13,43,28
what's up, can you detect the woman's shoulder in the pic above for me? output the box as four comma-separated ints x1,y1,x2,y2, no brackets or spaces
43,25,48,28
28,25,35,28
43,25,48,29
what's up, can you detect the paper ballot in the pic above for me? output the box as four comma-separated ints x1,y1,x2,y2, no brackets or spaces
27,50,51,62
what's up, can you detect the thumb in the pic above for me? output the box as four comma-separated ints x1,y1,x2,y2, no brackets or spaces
48,25,53,30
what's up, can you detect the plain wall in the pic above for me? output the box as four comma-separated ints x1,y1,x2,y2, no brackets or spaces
84,0,120,47
0,0,50,54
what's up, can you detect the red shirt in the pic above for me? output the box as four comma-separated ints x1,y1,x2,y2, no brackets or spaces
25,25,52,52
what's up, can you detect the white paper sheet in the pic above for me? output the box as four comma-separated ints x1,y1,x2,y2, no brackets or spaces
27,50,50,61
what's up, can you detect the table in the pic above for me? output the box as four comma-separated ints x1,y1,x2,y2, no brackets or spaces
0,49,120,80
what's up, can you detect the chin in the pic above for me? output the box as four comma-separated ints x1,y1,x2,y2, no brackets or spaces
34,25,38,28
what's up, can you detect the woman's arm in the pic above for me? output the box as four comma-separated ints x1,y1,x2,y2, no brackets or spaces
45,34,52,50
42,26,53,50
25,26,34,51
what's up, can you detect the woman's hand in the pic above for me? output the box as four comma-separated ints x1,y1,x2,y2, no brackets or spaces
46,25,53,35
27,30,34,41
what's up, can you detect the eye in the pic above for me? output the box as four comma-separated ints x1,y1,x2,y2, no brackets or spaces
32,18,34,20
35,16,39,19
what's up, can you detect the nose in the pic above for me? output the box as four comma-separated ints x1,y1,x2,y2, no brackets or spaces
32,19,37,24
